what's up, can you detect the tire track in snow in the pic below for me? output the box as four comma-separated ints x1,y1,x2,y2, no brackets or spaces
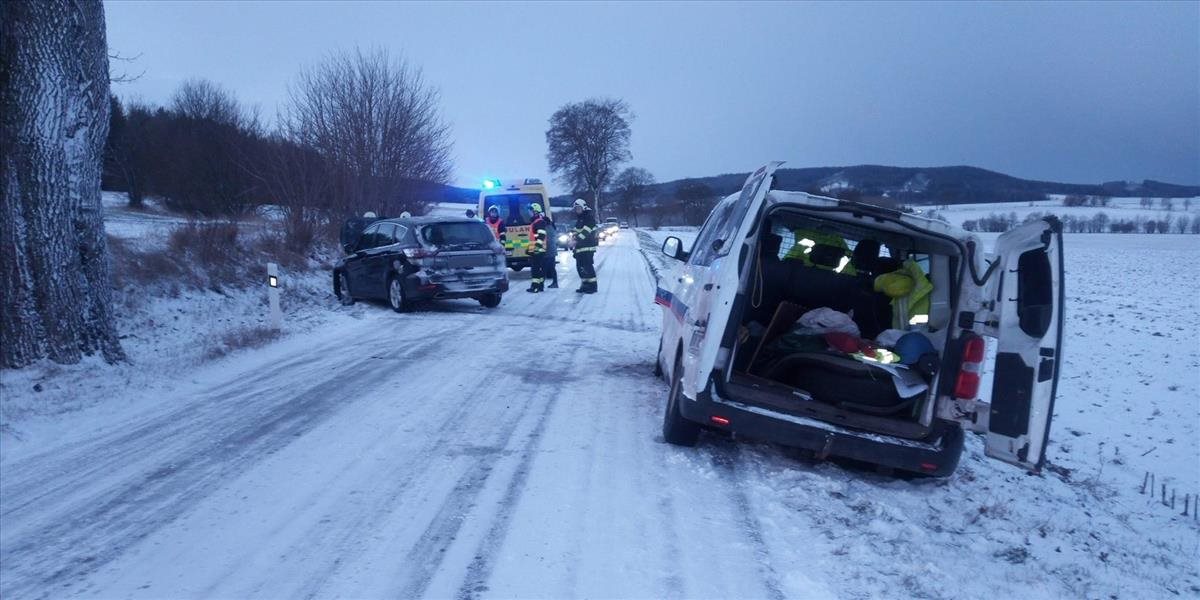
0,322,465,600
452,368,576,600
708,442,787,600
289,339,509,598
0,317,411,519
393,353,580,599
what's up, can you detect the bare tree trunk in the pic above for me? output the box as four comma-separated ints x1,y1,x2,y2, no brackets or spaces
1,0,125,368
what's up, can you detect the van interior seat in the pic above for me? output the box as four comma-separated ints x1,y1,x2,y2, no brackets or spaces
759,242,892,339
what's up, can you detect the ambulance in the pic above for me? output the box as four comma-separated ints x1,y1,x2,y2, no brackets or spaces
478,178,552,271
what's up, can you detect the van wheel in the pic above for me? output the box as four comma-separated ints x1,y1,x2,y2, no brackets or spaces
663,354,700,446
478,293,501,308
337,272,355,306
387,275,409,313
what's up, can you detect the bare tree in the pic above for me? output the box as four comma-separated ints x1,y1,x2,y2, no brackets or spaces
172,78,249,127
249,133,333,250
160,79,260,215
610,166,654,226
545,98,632,218
282,48,453,217
1,0,124,367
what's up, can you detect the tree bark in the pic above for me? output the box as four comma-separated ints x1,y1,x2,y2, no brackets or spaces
1,0,125,368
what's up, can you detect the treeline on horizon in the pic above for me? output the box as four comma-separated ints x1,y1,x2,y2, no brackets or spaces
102,48,455,252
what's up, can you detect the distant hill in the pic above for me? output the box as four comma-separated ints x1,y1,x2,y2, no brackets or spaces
546,165,1199,207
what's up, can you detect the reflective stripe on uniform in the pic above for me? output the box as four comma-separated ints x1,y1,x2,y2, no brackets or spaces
531,278,544,283
573,246,597,253
582,277,597,283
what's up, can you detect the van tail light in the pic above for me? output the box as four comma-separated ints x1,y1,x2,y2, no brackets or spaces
403,247,437,259
954,336,985,399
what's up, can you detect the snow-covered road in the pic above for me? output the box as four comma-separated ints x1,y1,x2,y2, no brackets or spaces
2,232,1196,599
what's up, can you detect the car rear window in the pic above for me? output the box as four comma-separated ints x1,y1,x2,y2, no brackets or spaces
421,222,494,247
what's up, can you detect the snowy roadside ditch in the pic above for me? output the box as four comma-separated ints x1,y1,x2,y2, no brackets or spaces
0,205,347,454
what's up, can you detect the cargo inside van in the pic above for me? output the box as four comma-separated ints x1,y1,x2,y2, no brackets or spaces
724,204,965,440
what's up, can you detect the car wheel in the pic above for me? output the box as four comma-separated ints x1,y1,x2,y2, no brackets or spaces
387,275,409,313
338,272,355,306
663,354,700,446
478,292,502,308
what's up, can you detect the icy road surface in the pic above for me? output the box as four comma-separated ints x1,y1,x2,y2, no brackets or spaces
2,232,1197,599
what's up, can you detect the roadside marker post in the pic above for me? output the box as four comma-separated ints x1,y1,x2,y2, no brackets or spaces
267,262,281,330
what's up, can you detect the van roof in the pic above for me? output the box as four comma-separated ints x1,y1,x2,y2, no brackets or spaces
767,190,969,240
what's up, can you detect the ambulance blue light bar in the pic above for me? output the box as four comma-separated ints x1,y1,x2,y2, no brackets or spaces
482,179,499,189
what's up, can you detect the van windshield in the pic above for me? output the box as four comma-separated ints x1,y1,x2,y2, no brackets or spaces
421,222,494,248
482,193,542,226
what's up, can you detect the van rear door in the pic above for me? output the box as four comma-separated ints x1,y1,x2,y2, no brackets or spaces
984,217,1065,472
681,162,782,395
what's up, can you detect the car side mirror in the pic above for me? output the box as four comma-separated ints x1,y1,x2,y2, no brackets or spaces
662,236,688,262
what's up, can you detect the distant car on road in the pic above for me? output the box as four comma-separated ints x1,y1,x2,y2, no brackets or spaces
620,221,629,229
335,216,508,311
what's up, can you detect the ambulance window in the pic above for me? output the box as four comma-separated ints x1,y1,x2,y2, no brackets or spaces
483,194,542,226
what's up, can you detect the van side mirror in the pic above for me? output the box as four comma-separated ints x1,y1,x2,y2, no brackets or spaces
662,236,688,262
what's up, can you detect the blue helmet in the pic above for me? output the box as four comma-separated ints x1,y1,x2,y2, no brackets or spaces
894,332,936,365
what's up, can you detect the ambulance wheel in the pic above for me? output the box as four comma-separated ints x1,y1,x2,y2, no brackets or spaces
478,293,501,308
663,354,700,446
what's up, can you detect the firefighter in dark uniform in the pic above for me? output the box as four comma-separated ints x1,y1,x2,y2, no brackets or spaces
526,203,550,293
571,198,598,294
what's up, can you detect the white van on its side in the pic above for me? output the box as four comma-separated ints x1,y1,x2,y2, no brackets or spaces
654,162,1064,476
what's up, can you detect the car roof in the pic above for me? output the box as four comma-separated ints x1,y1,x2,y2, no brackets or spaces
377,216,483,226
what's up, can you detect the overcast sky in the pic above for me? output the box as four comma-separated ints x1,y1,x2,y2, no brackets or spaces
105,1,1199,191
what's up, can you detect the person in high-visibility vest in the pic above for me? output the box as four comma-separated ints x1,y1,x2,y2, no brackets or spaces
484,205,507,245
571,198,598,294
526,203,550,293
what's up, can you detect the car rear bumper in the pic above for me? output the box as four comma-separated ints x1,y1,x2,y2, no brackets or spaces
681,379,964,476
406,274,507,300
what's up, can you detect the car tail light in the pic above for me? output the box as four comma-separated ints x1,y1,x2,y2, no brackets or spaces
710,415,730,426
403,247,437,259
954,336,986,399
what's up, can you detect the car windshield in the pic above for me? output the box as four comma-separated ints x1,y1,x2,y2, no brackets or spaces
482,193,542,226
421,222,494,247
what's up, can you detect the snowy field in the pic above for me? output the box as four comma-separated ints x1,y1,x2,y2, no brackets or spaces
927,195,1200,229
1,204,1198,598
